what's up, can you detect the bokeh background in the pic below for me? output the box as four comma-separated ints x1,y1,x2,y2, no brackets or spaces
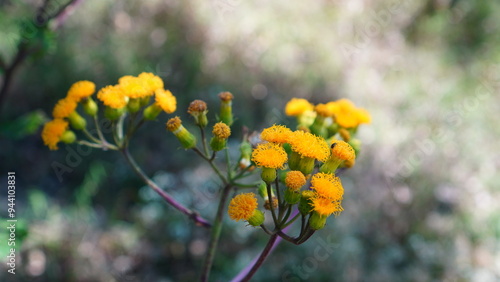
1,0,500,281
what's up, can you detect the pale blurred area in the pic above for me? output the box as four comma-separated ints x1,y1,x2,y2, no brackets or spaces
1,0,499,281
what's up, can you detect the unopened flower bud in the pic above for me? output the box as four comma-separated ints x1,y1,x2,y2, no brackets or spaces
188,100,208,127
166,116,197,149
218,92,234,126
68,111,86,130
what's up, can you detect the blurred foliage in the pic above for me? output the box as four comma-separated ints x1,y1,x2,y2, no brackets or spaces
1,0,500,281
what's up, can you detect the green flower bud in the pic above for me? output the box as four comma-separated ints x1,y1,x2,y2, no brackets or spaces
68,111,86,130
60,130,76,144
248,210,265,226
309,212,328,230
143,104,162,120
82,97,98,116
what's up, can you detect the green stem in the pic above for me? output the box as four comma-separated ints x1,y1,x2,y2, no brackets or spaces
280,210,300,229
199,184,232,281
93,115,109,145
200,125,210,156
82,128,101,144
266,182,278,226
192,148,227,185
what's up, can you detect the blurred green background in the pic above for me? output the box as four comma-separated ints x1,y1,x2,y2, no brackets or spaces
1,0,499,281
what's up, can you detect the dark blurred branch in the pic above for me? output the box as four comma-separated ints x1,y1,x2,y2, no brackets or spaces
0,0,84,112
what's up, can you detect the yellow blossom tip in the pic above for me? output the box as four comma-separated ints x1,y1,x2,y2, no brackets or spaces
285,171,307,191
97,85,127,109
330,139,356,161
311,197,343,217
285,98,314,116
288,130,330,162
228,193,258,221
52,97,78,119
155,89,177,114
310,172,344,200
67,80,96,102
260,124,292,144
41,119,68,150
251,142,288,169
314,103,333,117
212,122,231,139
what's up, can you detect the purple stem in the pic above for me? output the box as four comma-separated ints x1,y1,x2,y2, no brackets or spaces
231,210,298,281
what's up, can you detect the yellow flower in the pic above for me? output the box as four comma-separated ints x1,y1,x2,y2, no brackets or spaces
285,98,314,116
311,197,343,216
41,119,68,150
155,89,177,114
355,108,372,124
212,122,231,139
288,130,330,162
251,142,288,169
328,99,371,128
228,193,258,221
138,72,164,94
314,103,333,117
285,171,306,191
119,75,150,99
52,97,77,119
97,85,127,109
310,172,344,200
260,124,292,144
67,81,95,102
330,139,355,161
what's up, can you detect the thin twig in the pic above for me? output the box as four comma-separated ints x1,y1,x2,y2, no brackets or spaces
121,148,211,228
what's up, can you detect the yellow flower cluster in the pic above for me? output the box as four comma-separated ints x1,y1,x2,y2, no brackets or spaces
285,97,371,129
42,80,97,150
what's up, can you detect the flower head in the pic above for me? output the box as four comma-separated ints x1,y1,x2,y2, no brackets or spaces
218,91,234,101
260,124,292,144
166,116,182,131
187,100,208,114
310,172,344,200
251,142,288,169
67,81,95,102
228,193,259,221
355,108,372,124
330,139,355,161
138,72,164,94
97,85,127,109
285,171,306,191
311,197,343,216
52,97,77,119
314,103,333,117
212,122,231,139
155,89,177,114
285,98,314,116
119,75,150,99
41,119,68,150
328,99,371,128
288,131,330,162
